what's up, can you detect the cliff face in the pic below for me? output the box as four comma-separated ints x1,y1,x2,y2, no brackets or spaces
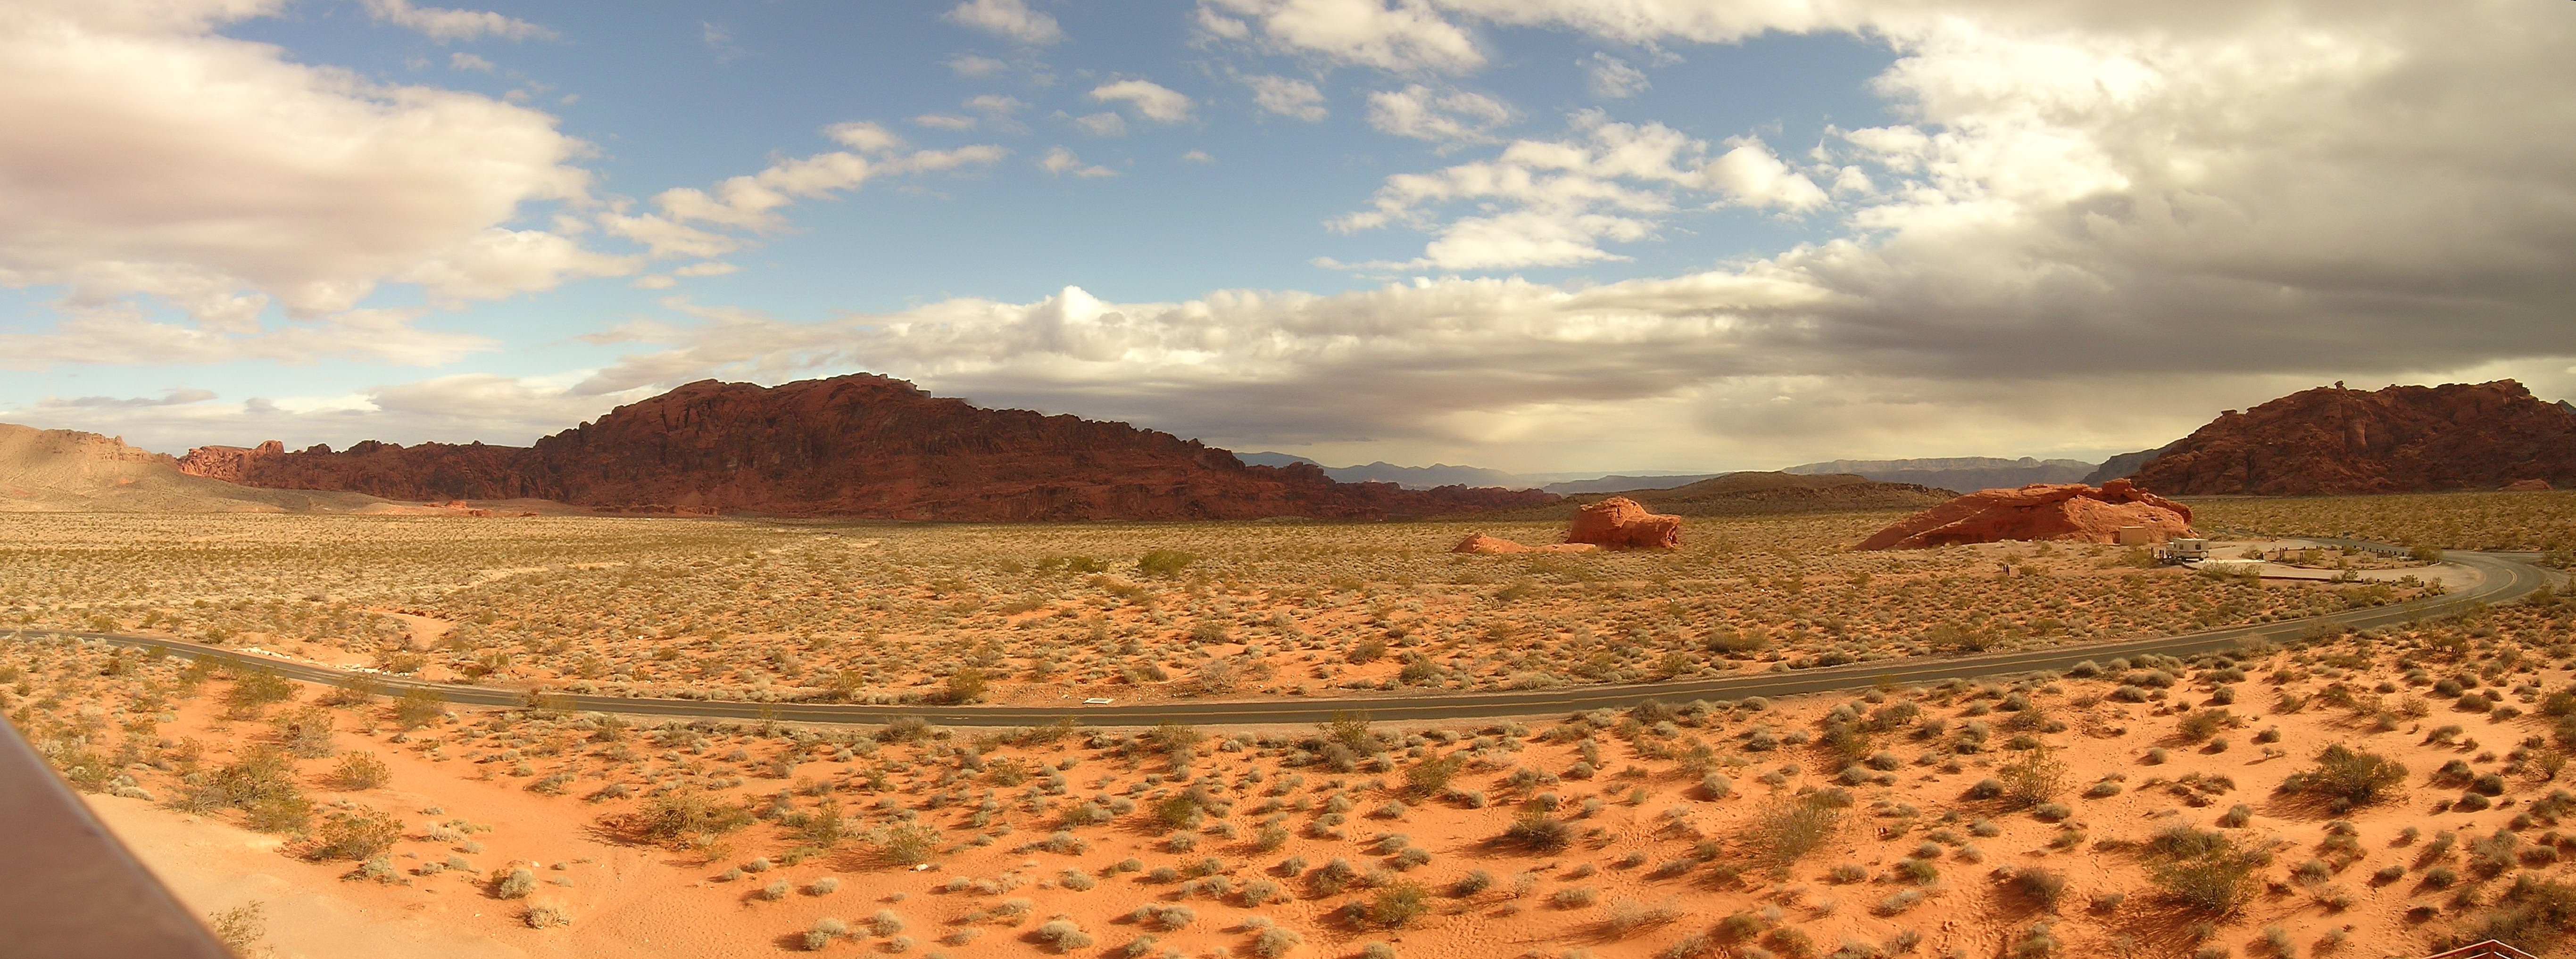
2131,380,2576,496
179,374,1557,520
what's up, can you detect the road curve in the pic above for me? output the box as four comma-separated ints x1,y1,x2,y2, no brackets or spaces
15,547,2557,728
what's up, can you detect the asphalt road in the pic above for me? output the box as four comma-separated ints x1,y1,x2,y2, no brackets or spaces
17,546,2556,728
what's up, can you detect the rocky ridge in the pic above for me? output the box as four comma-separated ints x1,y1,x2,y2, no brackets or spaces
181,374,1557,521
2130,380,2576,495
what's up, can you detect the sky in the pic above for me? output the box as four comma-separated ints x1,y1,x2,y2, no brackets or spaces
2,0,2572,475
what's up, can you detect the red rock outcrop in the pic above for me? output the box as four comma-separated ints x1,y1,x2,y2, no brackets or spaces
178,374,1559,521
2504,479,2555,492
1858,480,2195,550
1564,496,1682,550
2131,380,2576,496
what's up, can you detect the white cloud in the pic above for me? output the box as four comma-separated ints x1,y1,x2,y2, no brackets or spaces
1181,149,1216,164
945,0,1062,45
448,51,495,72
1038,147,1118,179
363,0,553,42
1704,137,1828,212
1198,0,1481,73
965,93,1026,115
913,113,978,131
947,53,1009,77
1581,52,1647,99
605,126,1002,255
1365,84,1513,146
1244,75,1326,121
1331,113,1812,270
0,0,616,362
1064,110,1126,137
1089,79,1194,124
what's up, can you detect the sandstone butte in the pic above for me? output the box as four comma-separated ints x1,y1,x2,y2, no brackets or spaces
177,374,1558,521
2129,380,2576,496
1857,479,2196,551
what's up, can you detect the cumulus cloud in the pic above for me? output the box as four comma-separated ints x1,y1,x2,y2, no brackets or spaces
945,0,1061,45
1181,149,1216,163
1038,147,1116,178
1332,112,1791,269
600,123,1003,256
1245,75,1327,121
363,0,553,42
1089,79,1194,124
1197,0,1481,73
1365,85,1513,146
1581,52,1647,99
0,0,615,365
913,113,978,130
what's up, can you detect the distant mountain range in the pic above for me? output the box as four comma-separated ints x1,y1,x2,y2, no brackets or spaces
1781,456,2095,492
1236,452,1713,494
1489,471,1953,520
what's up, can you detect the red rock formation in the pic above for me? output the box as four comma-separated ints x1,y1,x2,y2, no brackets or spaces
1564,496,1682,550
171,440,283,482
179,374,1559,521
2504,479,2555,492
1858,480,2196,550
1450,533,1598,554
2132,380,2576,496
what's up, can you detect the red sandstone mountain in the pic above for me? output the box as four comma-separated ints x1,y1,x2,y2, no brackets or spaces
178,375,1557,521
2128,380,2576,496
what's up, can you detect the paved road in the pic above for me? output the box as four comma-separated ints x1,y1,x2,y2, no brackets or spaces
16,546,2556,728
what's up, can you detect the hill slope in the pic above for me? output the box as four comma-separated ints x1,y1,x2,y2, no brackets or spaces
1784,456,2096,492
2132,380,2576,495
1496,471,1952,520
0,424,389,513
181,375,1558,521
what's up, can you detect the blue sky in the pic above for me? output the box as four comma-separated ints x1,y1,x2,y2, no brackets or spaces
4,0,2570,473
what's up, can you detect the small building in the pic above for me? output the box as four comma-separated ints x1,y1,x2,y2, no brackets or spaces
2115,525,2152,546
2159,538,2212,563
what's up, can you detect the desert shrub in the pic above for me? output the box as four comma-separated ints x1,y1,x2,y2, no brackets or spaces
805,918,849,951
1250,926,1304,958
524,903,570,929
1368,882,1429,927
1998,744,2069,809
876,823,942,866
2011,867,2069,909
330,751,391,790
495,867,537,899
2280,745,2407,811
1137,550,1198,577
1499,808,1572,852
1034,919,1093,952
1743,792,1845,868
2152,836,2263,916
637,788,755,844
1550,885,1600,909
310,807,401,861
392,688,445,728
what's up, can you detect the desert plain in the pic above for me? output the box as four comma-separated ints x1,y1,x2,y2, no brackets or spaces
5,490,2575,959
